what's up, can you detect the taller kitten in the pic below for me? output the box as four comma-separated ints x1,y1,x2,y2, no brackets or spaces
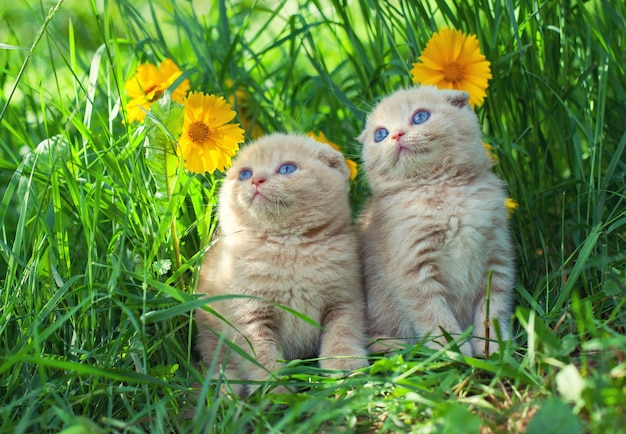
357,86,515,356
195,133,368,396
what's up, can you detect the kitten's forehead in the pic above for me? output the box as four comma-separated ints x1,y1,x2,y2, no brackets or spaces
229,133,320,172
371,87,444,118
370,98,412,123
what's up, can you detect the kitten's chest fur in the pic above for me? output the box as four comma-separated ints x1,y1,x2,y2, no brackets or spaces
217,230,352,299
216,232,357,356
236,234,352,299
362,175,506,296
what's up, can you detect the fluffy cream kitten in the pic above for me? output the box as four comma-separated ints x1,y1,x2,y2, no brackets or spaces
195,133,368,396
357,86,515,356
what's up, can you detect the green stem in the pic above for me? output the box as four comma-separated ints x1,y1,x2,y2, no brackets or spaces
165,142,183,290
485,269,492,358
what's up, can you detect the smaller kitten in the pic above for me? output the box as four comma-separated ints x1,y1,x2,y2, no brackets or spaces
195,133,368,397
358,86,515,356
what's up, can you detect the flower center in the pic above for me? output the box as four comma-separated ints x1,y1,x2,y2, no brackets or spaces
188,121,210,144
147,89,164,103
442,62,464,83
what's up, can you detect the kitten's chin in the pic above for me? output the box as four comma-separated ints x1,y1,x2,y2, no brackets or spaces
366,161,429,188
248,200,279,218
394,144,413,161
387,153,429,179
395,138,430,159
250,190,269,203
244,187,278,208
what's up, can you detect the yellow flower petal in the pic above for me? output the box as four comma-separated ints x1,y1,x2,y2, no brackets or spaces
345,159,358,181
226,79,264,139
124,59,190,122
483,143,499,163
186,93,237,126
458,80,488,106
125,96,151,123
504,197,519,219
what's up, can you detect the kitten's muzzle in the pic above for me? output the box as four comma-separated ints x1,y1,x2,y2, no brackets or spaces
391,130,406,141
252,177,266,187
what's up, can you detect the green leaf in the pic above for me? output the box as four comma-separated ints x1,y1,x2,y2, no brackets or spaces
435,403,482,434
151,258,172,276
369,354,407,375
57,416,106,434
526,398,583,434
143,91,185,206
556,364,585,404
516,307,571,357
20,355,172,387
0,43,28,50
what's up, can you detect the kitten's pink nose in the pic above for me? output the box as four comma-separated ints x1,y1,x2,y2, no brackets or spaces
252,177,266,187
392,131,406,141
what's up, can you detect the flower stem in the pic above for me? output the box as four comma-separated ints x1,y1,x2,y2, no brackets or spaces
165,143,184,291
484,269,493,358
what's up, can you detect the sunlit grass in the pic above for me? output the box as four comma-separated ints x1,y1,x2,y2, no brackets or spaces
1,0,625,432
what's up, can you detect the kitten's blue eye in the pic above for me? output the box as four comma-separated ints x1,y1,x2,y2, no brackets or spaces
374,128,389,143
277,163,297,175
412,110,431,125
238,169,252,181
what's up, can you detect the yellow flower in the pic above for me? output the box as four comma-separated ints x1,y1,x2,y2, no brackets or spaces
226,79,263,139
411,27,492,107
483,143,499,163
307,131,358,181
178,92,245,174
124,59,190,123
504,198,519,219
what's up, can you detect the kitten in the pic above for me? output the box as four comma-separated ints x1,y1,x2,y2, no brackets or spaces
357,86,515,357
195,133,368,397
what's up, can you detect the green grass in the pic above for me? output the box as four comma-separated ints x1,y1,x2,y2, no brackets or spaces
1,0,625,432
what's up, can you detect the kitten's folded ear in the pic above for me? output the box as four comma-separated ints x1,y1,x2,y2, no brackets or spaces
318,147,350,180
356,130,367,144
444,90,470,109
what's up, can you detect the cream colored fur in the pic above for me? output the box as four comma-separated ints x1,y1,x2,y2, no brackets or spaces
195,133,368,396
358,86,515,356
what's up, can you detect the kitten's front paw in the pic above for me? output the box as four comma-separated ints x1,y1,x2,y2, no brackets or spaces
471,338,503,357
320,357,369,375
367,337,411,354
458,341,473,357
